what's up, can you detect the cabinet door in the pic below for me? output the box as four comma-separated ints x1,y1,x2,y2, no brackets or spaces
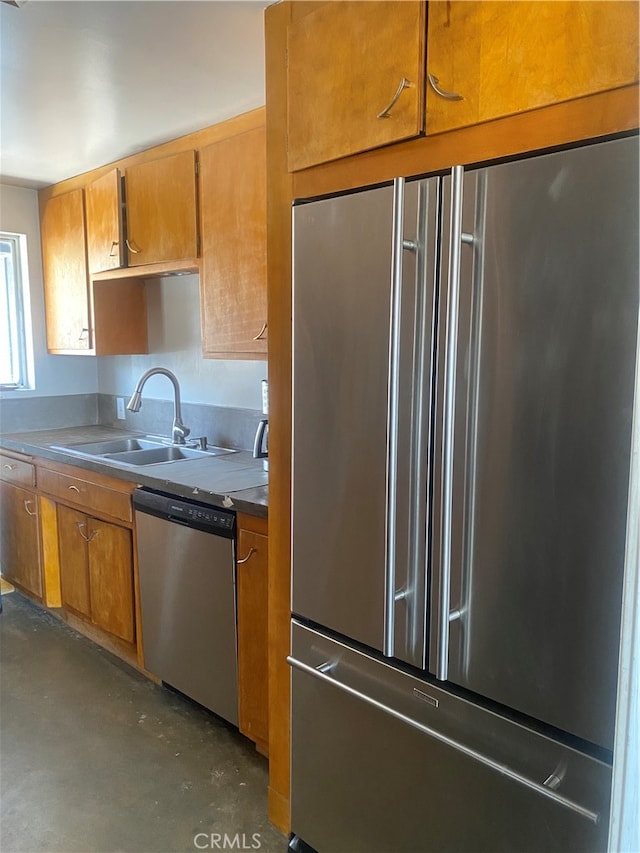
85,169,124,273
0,481,42,599
237,528,269,748
40,189,91,352
287,1,426,171
57,504,90,618
426,1,640,135
200,126,268,358
125,150,199,266
88,519,135,644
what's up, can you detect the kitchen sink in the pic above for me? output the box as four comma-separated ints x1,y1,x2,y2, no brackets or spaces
49,436,237,467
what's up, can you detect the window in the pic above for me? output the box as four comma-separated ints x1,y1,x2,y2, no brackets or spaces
0,232,31,390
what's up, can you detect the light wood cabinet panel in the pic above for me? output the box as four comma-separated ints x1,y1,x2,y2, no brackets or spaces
88,518,134,643
39,495,62,608
125,150,199,266
57,504,91,618
426,1,640,135
92,279,148,355
0,480,42,599
200,126,268,358
40,188,91,353
287,1,426,171
237,522,269,751
38,467,132,523
85,168,124,273
56,499,135,643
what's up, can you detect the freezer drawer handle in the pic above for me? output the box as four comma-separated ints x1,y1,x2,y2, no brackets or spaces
288,655,600,825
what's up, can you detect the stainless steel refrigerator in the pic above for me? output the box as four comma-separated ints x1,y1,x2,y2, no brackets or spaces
289,135,639,853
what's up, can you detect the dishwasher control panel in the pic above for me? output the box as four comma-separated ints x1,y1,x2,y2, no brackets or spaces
133,488,236,538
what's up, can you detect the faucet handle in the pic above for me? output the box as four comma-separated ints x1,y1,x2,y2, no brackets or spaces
172,419,190,445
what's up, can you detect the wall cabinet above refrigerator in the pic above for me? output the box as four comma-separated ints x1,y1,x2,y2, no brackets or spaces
426,1,640,135
284,0,639,172
286,0,426,171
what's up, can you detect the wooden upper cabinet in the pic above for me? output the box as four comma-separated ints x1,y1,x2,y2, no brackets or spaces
124,150,199,266
200,125,267,358
426,1,640,136
287,1,426,171
40,189,91,353
85,168,124,273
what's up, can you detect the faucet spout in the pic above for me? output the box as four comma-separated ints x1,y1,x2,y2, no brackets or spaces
126,367,190,445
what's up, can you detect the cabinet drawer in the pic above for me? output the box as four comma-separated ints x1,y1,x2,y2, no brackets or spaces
38,468,132,523
0,453,35,488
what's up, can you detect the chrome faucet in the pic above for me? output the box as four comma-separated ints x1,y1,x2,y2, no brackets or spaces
126,367,191,445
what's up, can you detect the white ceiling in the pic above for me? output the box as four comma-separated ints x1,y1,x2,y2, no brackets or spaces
0,0,269,188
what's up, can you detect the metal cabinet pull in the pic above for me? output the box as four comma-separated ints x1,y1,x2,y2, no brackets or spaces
125,238,141,254
377,77,412,119
67,484,80,493
237,547,256,565
287,655,599,824
23,500,36,517
3,463,15,471
76,522,98,543
427,73,463,102
78,328,89,341
109,240,119,257
253,322,268,341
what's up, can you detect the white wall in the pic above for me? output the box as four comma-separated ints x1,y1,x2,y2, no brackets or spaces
96,274,266,410
0,183,98,398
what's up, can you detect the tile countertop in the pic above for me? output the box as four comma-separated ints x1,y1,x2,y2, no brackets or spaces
0,426,268,519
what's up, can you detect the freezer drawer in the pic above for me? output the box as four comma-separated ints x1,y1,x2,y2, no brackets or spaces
290,621,611,853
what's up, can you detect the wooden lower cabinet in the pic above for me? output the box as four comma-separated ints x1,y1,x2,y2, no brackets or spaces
0,480,42,599
57,504,135,644
237,515,269,752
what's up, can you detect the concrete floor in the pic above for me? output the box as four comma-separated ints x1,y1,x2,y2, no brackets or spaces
0,591,286,853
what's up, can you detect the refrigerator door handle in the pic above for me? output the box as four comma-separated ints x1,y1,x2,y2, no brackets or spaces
436,165,466,680
384,176,408,658
287,654,600,825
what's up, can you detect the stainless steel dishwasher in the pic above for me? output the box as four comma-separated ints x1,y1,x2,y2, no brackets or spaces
133,488,238,725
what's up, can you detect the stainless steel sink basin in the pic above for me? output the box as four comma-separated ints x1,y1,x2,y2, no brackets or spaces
57,437,162,455
106,446,211,465
49,436,237,467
